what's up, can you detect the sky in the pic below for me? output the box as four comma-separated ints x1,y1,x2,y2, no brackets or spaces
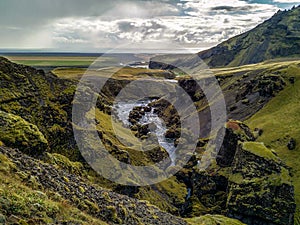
0,0,299,53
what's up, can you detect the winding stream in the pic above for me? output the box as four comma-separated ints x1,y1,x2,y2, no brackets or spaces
113,99,176,165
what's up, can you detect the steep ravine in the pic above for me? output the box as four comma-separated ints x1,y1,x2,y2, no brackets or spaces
0,57,297,224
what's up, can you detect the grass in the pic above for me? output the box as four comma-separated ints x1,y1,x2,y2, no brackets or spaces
6,56,116,68
211,59,300,77
242,142,281,163
52,68,87,79
245,62,300,223
0,153,108,224
14,60,94,67
186,214,246,225
53,66,174,81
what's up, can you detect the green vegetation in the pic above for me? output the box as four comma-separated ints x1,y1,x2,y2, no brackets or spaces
186,214,246,225
53,66,175,81
246,62,300,223
242,142,281,163
0,111,48,155
44,153,84,176
52,68,87,79
0,153,108,224
0,53,298,224
6,56,97,67
14,60,94,67
199,6,300,67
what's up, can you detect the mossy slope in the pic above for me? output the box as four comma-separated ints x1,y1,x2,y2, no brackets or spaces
246,61,300,224
0,110,48,155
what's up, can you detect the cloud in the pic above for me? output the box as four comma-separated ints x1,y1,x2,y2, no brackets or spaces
272,0,300,2
0,0,295,52
49,0,280,52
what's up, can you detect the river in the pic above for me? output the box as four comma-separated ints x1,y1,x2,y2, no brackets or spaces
112,99,176,166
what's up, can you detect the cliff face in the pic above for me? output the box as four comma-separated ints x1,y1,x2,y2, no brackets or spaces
228,141,295,225
185,121,296,225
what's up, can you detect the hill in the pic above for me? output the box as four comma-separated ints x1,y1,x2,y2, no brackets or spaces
198,5,300,67
149,6,300,69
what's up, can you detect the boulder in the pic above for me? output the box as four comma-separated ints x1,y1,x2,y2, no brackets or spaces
287,138,296,150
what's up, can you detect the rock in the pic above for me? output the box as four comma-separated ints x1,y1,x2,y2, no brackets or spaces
241,98,249,104
165,128,180,139
130,125,138,131
0,214,6,224
227,142,296,225
197,138,208,148
144,145,170,164
216,120,255,167
253,128,263,138
137,124,150,137
0,111,48,155
0,146,188,225
287,138,296,150
229,105,237,112
129,110,142,125
143,106,152,112
289,77,295,84
182,120,296,225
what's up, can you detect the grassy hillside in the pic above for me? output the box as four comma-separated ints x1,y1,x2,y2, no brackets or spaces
243,62,300,224
0,149,108,224
197,6,300,67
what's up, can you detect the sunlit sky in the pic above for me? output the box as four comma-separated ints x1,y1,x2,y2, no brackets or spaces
0,0,299,53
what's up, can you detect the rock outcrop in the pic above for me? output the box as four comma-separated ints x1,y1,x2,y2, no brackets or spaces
227,141,295,225
181,121,295,225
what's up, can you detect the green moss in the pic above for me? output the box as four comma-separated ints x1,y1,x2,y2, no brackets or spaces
105,205,122,224
0,169,107,224
242,142,280,163
0,111,48,155
0,154,17,174
156,176,187,205
44,153,84,176
229,173,244,184
245,63,300,222
84,200,100,214
135,187,177,213
186,214,246,225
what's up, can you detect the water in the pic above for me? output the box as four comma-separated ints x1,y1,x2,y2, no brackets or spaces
112,99,176,165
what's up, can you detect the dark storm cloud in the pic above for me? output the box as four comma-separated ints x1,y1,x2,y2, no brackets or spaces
211,5,254,11
0,0,116,27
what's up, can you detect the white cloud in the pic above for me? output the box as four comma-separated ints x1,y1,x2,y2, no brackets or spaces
273,0,300,2
50,0,281,52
